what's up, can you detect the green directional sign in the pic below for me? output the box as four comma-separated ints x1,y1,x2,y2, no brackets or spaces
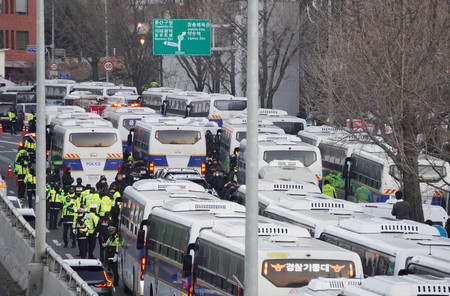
153,19,211,56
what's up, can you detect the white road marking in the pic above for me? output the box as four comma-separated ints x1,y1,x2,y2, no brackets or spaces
8,191,14,194
46,229,50,233
66,254,74,259
52,239,62,246
0,150,16,153
0,140,21,145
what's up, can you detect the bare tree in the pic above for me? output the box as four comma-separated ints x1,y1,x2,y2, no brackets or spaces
109,0,160,90
52,0,106,81
305,0,450,222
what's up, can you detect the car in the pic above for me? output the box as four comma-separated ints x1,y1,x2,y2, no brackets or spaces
7,196,22,208
154,168,218,196
17,208,35,229
64,259,114,296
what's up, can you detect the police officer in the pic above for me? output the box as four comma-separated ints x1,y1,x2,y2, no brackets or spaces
98,212,112,264
98,188,113,218
322,179,337,198
62,166,74,194
24,166,36,209
80,184,93,207
47,183,63,229
84,204,100,259
15,146,30,200
109,173,127,194
105,226,121,286
74,177,85,198
59,195,77,248
74,208,92,259
28,109,36,133
24,136,36,163
8,107,17,135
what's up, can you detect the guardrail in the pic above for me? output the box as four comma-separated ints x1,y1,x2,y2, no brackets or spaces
0,194,98,296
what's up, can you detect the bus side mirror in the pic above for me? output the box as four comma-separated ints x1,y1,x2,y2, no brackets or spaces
182,254,192,277
136,229,145,250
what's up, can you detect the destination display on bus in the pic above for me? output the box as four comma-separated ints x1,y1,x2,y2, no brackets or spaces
262,259,356,287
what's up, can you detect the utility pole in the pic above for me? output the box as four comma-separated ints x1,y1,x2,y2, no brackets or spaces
245,0,259,295
28,0,47,294
105,0,109,83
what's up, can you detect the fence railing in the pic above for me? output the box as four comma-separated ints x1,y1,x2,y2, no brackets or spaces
0,194,98,296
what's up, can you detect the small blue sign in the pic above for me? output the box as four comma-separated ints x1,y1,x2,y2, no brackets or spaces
26,46,48,54
59,73,71,79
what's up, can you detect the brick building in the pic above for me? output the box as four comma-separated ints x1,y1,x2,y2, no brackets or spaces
0,0,36,83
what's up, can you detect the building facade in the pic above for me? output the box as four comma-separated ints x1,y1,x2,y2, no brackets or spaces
0,0,36,82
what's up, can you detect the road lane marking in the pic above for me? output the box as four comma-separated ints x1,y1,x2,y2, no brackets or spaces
8,191,14,194
52,239,62,246
66,254,74,259
0,140,21,145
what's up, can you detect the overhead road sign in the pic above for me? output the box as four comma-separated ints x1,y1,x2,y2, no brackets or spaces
153,19,211,56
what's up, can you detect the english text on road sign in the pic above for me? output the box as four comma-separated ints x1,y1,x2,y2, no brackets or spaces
50,63,58,71
26,46,48,54
153,19,211,56
103,61,114,72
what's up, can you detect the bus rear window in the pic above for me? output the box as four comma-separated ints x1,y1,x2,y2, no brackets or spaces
214,100,247,111
155,130,201,144
263,150,317,166
262,259,356,288
69,133,118,147
236,131,246,142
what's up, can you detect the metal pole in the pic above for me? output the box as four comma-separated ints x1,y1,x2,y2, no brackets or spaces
245,0,259,295
105,0,109,83
51,0,55,64
29,0,47,294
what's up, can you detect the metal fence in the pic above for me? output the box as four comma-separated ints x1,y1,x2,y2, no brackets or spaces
0,194,98,296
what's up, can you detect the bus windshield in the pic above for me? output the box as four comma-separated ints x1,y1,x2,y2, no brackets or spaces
155,130,201,145
272,122,304,135
263,150,317,166
262,259,356,287
214,100,247,111
69,132,118,147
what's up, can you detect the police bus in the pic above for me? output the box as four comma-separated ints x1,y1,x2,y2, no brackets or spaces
182,219,364,295
136,199,247,296
298,128,450,205
133,116,207,176
258,108,307,135
140,87,182,113
237,134,322,186
49,119,122,184
45,105,86,125
318,217,450,277
262,194,374,238
406,252,450,278
233,179,323,214
45,79,77,105
118,179,217,295
107,107,157,151
162,91,247,126
218,117,285,170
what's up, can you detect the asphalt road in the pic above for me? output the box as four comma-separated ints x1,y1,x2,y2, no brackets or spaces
0,132,129,296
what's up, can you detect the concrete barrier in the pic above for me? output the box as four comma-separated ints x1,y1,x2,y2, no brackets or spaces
0,194,98,296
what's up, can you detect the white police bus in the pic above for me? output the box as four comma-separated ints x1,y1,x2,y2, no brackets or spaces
237,134,322,186
183,219,364,295
133,116,207,176
137,199,247,296
49,119,122,184
107,107,157,151
119,179,216,295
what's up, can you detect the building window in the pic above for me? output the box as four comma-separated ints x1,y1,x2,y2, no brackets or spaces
16,31,28,50
16,0,27,14
0,31,3,48
0,0,3,14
